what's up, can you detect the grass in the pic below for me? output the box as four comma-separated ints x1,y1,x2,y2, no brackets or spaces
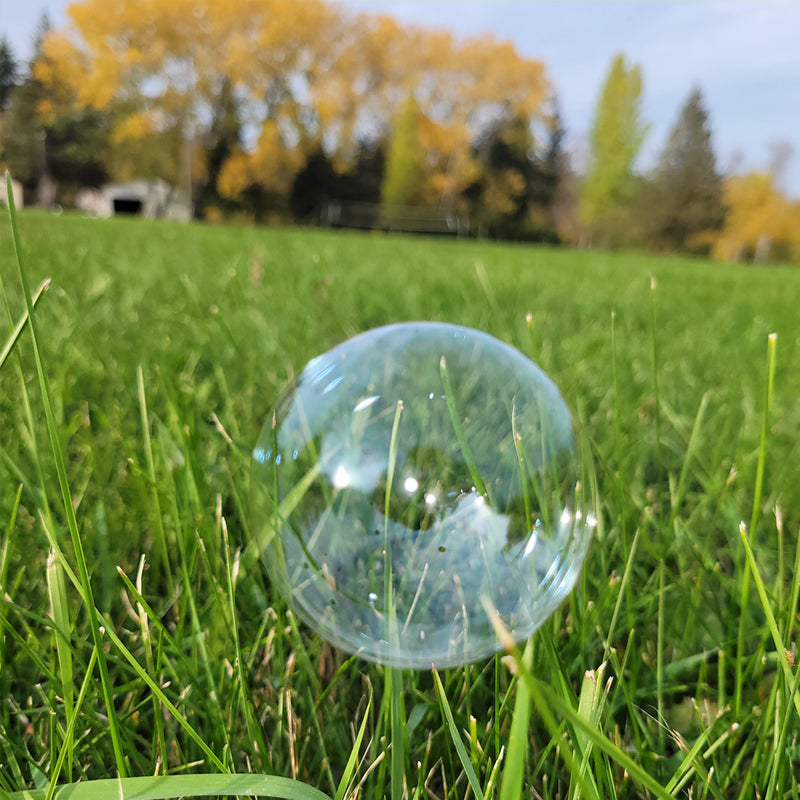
1,192,800,798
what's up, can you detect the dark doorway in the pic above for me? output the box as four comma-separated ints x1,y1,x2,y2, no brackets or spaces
113,197,143,215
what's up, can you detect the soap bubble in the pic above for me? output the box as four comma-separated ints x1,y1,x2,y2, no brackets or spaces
251,322,595,669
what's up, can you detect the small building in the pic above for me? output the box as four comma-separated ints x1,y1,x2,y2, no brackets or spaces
77,179,190,221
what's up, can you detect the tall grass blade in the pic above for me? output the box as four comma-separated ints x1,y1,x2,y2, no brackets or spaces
439,356,487,498
39,518,228,773
498,640,532,800
6,774,333,800
735,332,777,715
738,522,800,720
433,669,484,800
132,557,168,775
45,550,74,783
135,365,173,589
570,664,609,800
668,391,709,527
383,400,406,800
649,277,661,447
0,280,49,371
525,312,541,366
785,522,800,642
483,599,670,800
5,171,128,776
334,692,372,800
602,527,640,663
0,485,22,668
43,647,98,800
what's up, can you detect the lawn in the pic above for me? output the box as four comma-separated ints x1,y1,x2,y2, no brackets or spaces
1,206,799,798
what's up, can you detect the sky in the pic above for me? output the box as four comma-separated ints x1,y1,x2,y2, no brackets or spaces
2,0,799,198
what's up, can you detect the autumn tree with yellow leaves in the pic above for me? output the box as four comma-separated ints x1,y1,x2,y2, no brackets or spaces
712,172,800,264
34,0,552,224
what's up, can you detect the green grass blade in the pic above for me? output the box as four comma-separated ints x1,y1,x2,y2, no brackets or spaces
498,640,532,800
735,332,777,716
739,522,800,720
0,485,23,669
571,664,609,800
6,774,333,800
5,171,128,776
130,557,168,776
474,261,501,322
602,527,640,663
433,669,484,800
334,691,372,800
43,647,99,800
656,561,666,754
650,276,661,447
39,519,227,773
484,599,669,800
525,311,541,366
668,391,709,527
45,550,74,783
135,365,174,590
0,279,49,371
439,356,487,498
388,665,406,800
785,522,800,641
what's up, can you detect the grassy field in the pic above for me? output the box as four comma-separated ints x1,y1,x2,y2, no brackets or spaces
1,206,800,799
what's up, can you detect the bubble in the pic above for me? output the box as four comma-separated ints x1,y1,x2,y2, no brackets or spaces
251,322,595,669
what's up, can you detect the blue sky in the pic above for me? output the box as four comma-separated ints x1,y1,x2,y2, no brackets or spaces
3,0,799,197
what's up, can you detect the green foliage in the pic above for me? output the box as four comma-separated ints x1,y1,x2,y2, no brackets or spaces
381,91,425,211
0,20,109,206
644,87,724,252
0,36,19,111
580,54,648,245
2,208,800,798
468,113,562,242
0,74,46,194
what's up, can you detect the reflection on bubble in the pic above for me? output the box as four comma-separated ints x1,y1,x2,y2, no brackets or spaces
251,322,596,669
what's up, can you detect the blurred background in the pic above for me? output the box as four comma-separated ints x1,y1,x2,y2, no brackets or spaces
1,0,799,262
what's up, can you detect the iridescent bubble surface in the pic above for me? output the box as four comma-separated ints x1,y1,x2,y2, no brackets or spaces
251,322,595,668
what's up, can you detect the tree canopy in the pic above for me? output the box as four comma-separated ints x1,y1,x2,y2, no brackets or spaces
580,54,648,245
645,88,724,252
32,0,551,221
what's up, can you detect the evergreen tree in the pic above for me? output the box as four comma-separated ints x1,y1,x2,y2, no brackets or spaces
580,54,648,246
1,13,108,204
0,36,18,110
647,87,724,251
1,69,46,195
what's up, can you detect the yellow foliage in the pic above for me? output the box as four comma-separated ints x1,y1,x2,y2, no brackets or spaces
217,149,252,199
218,121,303,199
712,173,798,263
37,0,551,204
484,169,526,217
112,111,157,142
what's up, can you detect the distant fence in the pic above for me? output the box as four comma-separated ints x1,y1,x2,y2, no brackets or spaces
321,200,469,237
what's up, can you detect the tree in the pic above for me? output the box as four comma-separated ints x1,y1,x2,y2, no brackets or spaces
645,88,723,251
289,148,339,221
711,172,799,264
2,13,110,205
0,36,18,110
381,90,425,210
36,0,345,216
580,54,648,246
34,0,552,218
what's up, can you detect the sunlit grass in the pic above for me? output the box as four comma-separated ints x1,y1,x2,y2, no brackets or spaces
1,193,800,798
